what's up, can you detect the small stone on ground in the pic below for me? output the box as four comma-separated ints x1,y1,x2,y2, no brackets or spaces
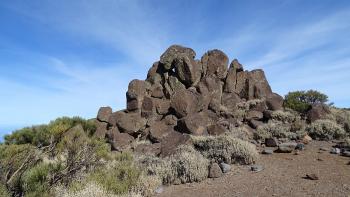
251,165,264,172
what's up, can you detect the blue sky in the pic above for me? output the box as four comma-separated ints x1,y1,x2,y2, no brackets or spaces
1,0,350,137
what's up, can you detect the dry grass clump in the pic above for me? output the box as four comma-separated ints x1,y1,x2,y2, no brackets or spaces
255,122,296,140
55,182,142,197
307,119,346,140
192,135,258,165
136,145,209,185
329,108,350,133
271,110,296,123
237,99,265,111
131,173,161,197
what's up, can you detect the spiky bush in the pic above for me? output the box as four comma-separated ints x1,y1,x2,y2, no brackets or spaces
192,135,258,165
255,122,296,140
163,145,209,184
137,145,209,185
132,173,161,197
55,182,142,197
271,110,296,123
329,108,350,133
307,119,346,140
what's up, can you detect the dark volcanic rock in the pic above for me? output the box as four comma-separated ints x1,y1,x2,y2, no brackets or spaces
97,106,112,122
201,49,229,79
170,88,199,118
307,104,330,123
160,45,196,70
97,45,285,158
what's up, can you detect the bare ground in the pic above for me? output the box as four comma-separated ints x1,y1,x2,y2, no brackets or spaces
157,141,350,197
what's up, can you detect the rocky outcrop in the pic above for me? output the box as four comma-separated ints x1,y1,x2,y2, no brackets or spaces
95,45,284,155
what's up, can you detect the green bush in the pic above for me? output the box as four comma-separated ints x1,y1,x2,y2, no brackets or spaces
307,119,346,140
0,183,9,197
284,90,328,113
88,152,141,195
21,163,53,197
192,135,258,165
4,117,96,147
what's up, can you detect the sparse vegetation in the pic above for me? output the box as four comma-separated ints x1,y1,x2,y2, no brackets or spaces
307,119,346,140
4,117,96,147
192,135,258,165
255,122,297,140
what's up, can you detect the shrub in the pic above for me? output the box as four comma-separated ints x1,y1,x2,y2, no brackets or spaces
271,110,296,123
192,135,258,165
4,117,96,147
88,152,141,195
132,173,161,197
162,145,209,185
284,90,328,113
307,119,346,140
329,108,350,133
136,145,209,185
255,122,295,140
55,182,142,197
21,163,52,197
0,183,9,197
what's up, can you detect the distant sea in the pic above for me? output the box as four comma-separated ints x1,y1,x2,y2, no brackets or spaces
0,125,24,142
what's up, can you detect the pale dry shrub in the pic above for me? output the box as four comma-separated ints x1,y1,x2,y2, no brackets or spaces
136,145,209,185
237,99,265,111
271,110,296,123
192,135,258,165
131,173,161,197
55,182,142,197
329,108,350,133
307,119,346,140
228,126,252,141
255,122,295,140
163,145,209,184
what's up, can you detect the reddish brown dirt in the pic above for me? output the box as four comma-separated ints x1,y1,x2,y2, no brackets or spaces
158,141,350,197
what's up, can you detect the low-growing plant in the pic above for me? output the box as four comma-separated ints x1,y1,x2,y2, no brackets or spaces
255,122,296,140
21,163,53,197
55,182,142,197
162,145,209,184
88,152,141,195
307,119,346,140
192,135,258,165
271,110,296,123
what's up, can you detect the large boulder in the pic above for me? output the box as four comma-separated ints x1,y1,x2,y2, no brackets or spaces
141,96,155,118
207,123,227,136
170,88,200,118
116,112,147,135
149,122,174,143
247,69,272,100
307,104,330,123
201,49,229,79
126,79,149,111
224,59,243,93
97,106,112,122
177,112,209,135
134,143,161,156
160,45,196,70
174,54,202,87
146,61,163,84
266,93,284,111
221,92,241,112
110,133,135,151
160,131,192,157
197,76,223,112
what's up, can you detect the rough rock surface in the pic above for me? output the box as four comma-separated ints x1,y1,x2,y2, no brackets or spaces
95,44,284,154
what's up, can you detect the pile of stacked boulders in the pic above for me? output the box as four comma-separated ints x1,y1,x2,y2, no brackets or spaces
95,45,285,157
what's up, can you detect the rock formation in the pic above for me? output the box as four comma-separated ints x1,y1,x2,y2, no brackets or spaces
95,45,284,156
